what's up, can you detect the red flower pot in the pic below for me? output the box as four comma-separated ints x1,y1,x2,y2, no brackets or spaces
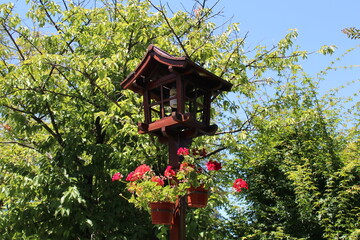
187,186,209,208
149,202,175,225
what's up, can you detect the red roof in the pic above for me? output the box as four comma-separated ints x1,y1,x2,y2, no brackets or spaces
121,44,232,92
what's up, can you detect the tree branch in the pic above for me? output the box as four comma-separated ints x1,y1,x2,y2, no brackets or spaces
94,116,106,144
215,104,263,135
39,0,74,53
1,23,26,61
219,31,248,78
148,0,190,58
0,141,36,150
2,104,64,146
205,146,227,158
11,27,43,55
45,101,63,144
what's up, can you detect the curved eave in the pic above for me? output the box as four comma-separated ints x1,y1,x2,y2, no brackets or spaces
121,45,187,92
121,44,232,92
187,62,232,91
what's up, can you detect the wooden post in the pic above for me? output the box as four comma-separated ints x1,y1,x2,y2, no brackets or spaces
170,196,186,240
167,135,191,240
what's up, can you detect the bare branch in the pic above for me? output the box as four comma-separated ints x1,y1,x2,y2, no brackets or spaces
148,0,190,58
62,0,69,11
188,19,231,58
0,141,36,150
205,146,227,158
245,45,277,69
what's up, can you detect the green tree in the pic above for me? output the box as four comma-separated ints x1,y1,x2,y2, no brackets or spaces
221,70,359,239
0,0,169,238
0,0,357,239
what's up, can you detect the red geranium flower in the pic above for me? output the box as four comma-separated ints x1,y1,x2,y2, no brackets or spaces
133,164,151,179
151,176,164,186
112,172,123,181
206,160,222,171
164,166,176,178
177,147,190,156
233,178,248,192
126,171,137,181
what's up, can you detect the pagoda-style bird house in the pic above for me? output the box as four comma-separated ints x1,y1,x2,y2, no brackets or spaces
121,45,232,240
121,45,232,142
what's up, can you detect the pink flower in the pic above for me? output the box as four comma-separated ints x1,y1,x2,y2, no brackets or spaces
133,164,152,179
206,160,222,171
126,171,137,181
233,178,248,192
151,176,164,186
112,172,123,181
177,147,189,156
164,166,176,178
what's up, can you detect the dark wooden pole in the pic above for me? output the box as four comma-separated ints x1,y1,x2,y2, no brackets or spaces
167,135,190,240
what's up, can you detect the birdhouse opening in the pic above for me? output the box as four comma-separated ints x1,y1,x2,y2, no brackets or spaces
184,82,209,125
144,78,211,128
148,83,176,123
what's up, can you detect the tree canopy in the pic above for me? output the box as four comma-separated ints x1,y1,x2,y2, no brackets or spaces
0,0,358,239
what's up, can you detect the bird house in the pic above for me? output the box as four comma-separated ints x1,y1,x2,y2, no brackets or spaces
121,45,232,141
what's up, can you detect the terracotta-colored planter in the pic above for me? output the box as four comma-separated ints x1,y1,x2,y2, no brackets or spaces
187,186,209,208
149,202,175,225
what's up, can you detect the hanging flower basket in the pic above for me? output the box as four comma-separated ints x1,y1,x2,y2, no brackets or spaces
112,148,249,222
187,186,209,208
149,202,175,225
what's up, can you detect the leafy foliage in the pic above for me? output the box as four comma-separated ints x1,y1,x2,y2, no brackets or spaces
222,73,359,239
342,27,360,39
0,0,358,239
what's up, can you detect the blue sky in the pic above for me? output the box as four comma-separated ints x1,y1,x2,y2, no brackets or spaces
6,0,360,99
170,0,360,99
